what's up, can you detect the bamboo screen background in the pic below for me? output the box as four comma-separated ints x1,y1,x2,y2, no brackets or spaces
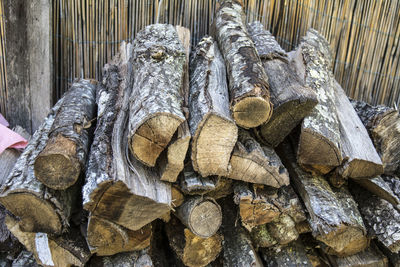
3,0,400,107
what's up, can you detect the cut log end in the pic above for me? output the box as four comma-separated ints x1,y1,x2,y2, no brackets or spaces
130,115,183,167
0,193,61,234
342,159,384,179
232,96,272,128
192,114,237,177
188,200,222,238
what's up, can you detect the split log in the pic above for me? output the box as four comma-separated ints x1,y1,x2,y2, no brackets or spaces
0,95,79,234
189,35,237,177
83,43,171,232
175,196,222,238
128,24,186,167
333,79,383,179
296,220,312,234
233,182,280,231
250,224,277,249
204,176,233,200
220,198,263,267
381,175,400,204
376,241,400,267
165,217,222,267
292,29,342,174
89,250,153,267
260,239,312,267
179,165,218,195
273,185,307,223
34,79,96,190
171,186,185,208
227,129,289,187
248,21,318,147
12,251,38,267
351,100,400,176
354,176,400,208
86,215,151,256
278,141,368,256
266,214,299,245
215,0,273,128
350,184,400,253
6,216,91,267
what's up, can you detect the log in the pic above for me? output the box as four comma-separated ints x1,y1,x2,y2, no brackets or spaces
350,184,400,253
376,241,400,267
204,176,233,200
189,35,237,177
278,141,368,256
351,100,400,176
266,214,299,245
292,29,342,174
128,24,186,167
227,129,290,187
175,196,222,238
0,94,79,234
6,216,90,267
248,21,318,147
12,251,38,267
165,216,222,267
179,165,219,195
215,0,273,128
333,79,383,179
354,176,400,208
83,43,172,232
273,185,307,223
34,79,97,190
86,215,151,256
250,224,277,249
233,182,280,231
89,250,153,267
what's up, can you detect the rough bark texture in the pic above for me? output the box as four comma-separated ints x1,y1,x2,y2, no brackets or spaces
0,95,78,235
278,141,368,256
351,100,400,176
248,21,318,147
12,251,38,267
204,177,233,200
165,217,222,267
227,129,289,187
351,184,400,253
189,36,237,177
333,80,383,179
89,250,153,267
34,79,97,190
83,43,172,232
215,0,273,128
354,176,400,208
250,224,277,249
175,196,222,238
266,213,299,245
128,24,186,167
376,241,400,267
293,29,342,174
179,165,219,195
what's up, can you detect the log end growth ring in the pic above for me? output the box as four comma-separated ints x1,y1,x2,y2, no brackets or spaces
189,199,222,238
232,96,272,128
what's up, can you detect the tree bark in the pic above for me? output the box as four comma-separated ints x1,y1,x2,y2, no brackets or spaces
128,24,186,167
354,176,400,208
292,29,342,174
165,216,222,267
12,251,38,267
179,165,219,195
89,250,153,267
376,241,400,267
175,196,222,238
266,214,299,245
351,100,400,176
227,129,290,187
250,224,277,249
215,0,273,128
248,21,318,147
34,79,97,190
83,43,172,232
189,36,237,177
204,177,233,200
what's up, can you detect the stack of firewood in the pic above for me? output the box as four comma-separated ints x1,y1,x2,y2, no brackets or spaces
0,1,400,266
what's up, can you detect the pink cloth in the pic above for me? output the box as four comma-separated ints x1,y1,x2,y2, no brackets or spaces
0,123,28,154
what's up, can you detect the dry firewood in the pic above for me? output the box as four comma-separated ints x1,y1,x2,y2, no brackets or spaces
189,36,237,177
128,24,186,167
0,95,79,235
261,239,312,267
292,29,342,174
175,196,222,238
86,215,151,256
83,43,171,232
351,100,400,176
34,79,96,190
376,241,400,267
6,216,90,267
248,21,318,147
165,216,222,267
350,184,400,253
12,251,38,267
220,198,263,267
172,186,185,208
333,79,383,179
204,176,233,200
233,182,280,231
227,129,289,187
266,214,299,245
296,220,312,234
250,224,277,249
278,141,368,256
273,185,307,223
215,0,273,128
89,250,153,267
179,165,218,195
354,176,400,208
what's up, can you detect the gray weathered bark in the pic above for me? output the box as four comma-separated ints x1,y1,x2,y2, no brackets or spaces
189,36,237,177
34,79,97,190
215,0,273,128
12,251,38,267
248,21,318,147
179,165,219,195
128,24,186,167
89,250,153,267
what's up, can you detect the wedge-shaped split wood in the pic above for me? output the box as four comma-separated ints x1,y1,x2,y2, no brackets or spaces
354,176,400,208
248,21,318,147
34,79,97,190
83,43,171,232
215,0,273,128
189,36,238,177
128,24,186,167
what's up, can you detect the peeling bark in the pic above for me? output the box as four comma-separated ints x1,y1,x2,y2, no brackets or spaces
179,164,219,195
